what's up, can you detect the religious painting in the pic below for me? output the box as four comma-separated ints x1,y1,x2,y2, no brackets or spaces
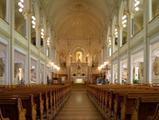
139,62,144,80
14,63,24,84
59,52,66,68
0,58,4,77
40,64,44,84
31,66,36,83
153,57,159,76
31,59,37,83
152,56,159,82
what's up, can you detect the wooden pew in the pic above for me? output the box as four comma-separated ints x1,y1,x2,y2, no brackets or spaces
0,89,40,120
148,103,159,120
0,109,9,120
87,84,159,120
0,84,71,120
0,97,26,120
117,91,159,120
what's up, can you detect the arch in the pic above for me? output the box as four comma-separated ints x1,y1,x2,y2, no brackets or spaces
69,47,89,63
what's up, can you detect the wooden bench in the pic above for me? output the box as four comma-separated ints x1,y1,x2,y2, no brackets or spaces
0,109,9,120
0,92,36,120
0,89,41,120
0,97,26,120
87,84,159,120
114,91,159,120
148,103,159,120
0,84,71,120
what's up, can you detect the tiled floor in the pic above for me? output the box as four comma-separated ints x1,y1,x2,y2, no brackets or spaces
55,85,103,120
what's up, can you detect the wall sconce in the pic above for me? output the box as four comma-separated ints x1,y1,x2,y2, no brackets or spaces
122,13,127,28
134,0,140,12
114,26,118,38
41,29,44,38
18,0,24,13
32,16,36,29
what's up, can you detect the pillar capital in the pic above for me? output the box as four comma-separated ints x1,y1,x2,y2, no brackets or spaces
23,11,32,19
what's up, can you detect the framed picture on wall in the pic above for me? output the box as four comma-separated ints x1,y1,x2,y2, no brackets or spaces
0,58,4,77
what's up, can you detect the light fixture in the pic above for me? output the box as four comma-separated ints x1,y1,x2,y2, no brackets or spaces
47,37,50,46
98,61,109,71
18,0,24,13
41,29,44,39
32,16,36,29
50,62,60,71
122,15,127,20
108,36,111,46
31,66,35,69
18,8,23,13
134,0,140,12
114,27,118,38
122,13,127,28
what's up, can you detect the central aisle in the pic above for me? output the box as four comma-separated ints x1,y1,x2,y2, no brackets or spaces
55,84,103,120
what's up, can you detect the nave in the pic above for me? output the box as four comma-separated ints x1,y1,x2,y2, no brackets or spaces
0,83,159,120
0,0,159,119
55,85,103,120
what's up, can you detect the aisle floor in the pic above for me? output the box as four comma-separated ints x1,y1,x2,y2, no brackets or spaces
55,85,103,120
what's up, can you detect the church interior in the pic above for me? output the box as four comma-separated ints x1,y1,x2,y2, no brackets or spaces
0,0,159,120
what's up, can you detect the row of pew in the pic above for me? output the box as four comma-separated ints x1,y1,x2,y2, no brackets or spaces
0,84,71,120
87,84,159,120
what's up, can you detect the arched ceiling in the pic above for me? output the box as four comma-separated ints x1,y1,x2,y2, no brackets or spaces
40,0,121,56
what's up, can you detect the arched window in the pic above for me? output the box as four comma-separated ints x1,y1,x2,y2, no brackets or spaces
31,1,36,46
15,0,26,37
152,0,159,18
132,0,144,35
112,16,118,53
121,11,128,45
39,15,45,48
113,25,118,52
119,0,129,46
0,0,6,21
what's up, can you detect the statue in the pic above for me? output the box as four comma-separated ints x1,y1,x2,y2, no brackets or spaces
76,51,82,62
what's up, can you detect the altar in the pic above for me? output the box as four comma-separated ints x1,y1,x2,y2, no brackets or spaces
70,63,88,84
72,75,87,84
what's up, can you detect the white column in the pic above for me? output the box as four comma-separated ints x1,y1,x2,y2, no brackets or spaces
117,26,121,84
127,12,133,84
6,0,11,22
143,0,151,83
110,34,114,83
7,0,15,85
24,1,31,84
43,36,47,84
36,26,41,84
147,0,152,21
33,1,41,84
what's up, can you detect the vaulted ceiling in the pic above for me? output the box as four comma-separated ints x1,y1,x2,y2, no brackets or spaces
40,0,121,57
